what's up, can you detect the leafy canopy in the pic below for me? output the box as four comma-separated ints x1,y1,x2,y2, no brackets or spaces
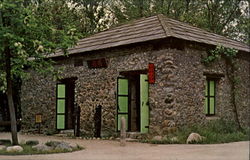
0,0,79,91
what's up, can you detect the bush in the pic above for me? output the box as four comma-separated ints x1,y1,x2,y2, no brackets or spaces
145,119,249,144
0,139,11,145
26,140,39,146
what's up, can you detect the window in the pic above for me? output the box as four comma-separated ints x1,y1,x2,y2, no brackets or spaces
205,79,216,116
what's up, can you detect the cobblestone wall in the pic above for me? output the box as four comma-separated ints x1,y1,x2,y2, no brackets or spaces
21,42,250,136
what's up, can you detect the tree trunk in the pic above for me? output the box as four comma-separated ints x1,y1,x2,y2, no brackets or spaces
5,47,19,145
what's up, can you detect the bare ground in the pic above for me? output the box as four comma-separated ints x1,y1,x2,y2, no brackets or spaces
0,132,249,160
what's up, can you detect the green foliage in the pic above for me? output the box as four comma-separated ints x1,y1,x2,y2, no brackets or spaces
25,140,39,146
0,139,11,145
0,0,80,91
203,45,238,64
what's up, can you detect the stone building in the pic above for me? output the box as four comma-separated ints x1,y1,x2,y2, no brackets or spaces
21,15,250,137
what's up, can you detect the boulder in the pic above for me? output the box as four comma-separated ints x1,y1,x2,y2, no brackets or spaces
186,133,203,144
32,144,53,152
69,143,79,149
6,145,23,152
55,142,72,151
0,145,6,151
152,136,162,141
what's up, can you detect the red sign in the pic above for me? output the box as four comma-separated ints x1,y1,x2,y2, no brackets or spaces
148,63,155,84
87,58,107,68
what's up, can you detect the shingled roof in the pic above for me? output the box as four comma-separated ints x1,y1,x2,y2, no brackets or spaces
49,14,249,58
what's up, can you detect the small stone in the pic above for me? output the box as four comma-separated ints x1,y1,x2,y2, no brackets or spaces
152,136,162,141
162,120,170,127
186,133,203,144
0,145,6,151
164,109,173,116
32,144,53,152
45,141,61,148
6,145,23,152
55,142,72,151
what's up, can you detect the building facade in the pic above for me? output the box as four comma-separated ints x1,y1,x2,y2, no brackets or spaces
20,15,250,137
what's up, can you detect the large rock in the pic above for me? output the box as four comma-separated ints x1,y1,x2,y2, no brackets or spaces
69,143,79,149
55,142,72,151
0,145,6,151
186,133,203,144
32,144,53,152
6,145,23,152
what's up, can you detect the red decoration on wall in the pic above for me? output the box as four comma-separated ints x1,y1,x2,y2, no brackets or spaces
148,63,155,84
87,58,107,68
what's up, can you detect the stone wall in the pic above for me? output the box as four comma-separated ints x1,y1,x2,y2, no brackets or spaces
21,41,250,136
21,71,56,133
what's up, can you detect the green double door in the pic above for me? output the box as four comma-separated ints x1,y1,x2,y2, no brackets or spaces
117,74,149,133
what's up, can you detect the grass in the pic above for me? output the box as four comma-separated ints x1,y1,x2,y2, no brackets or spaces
144,119,249,144
0,141,83,155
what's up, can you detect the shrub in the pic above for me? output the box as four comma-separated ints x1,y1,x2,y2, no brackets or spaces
26,140,39,146
145,119,248,144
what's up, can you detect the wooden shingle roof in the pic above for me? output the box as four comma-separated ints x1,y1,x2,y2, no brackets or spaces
49,14,249,58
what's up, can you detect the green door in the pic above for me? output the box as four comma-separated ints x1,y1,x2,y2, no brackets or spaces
117,78,129,131
140,74,149,133
56,83,66,129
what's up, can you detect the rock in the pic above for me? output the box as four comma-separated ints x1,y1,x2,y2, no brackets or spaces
69,143,79,149
6,145,23,152
55,142,72,151
0,145,6,151
32,144,53,152
186,133,203,144
152,136,162,141
45,141,61,148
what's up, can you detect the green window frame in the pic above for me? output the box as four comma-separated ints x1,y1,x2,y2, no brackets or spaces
56,83,66,129
205,79,216,116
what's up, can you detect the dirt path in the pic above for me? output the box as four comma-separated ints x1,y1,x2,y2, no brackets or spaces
0,132,249,160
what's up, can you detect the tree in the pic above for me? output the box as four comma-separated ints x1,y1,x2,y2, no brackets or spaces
71,0,113,35
0,0,79,145
109,0,249,43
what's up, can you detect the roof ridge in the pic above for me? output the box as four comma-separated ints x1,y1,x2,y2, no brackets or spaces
157,14,173,37
157,14,249,49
